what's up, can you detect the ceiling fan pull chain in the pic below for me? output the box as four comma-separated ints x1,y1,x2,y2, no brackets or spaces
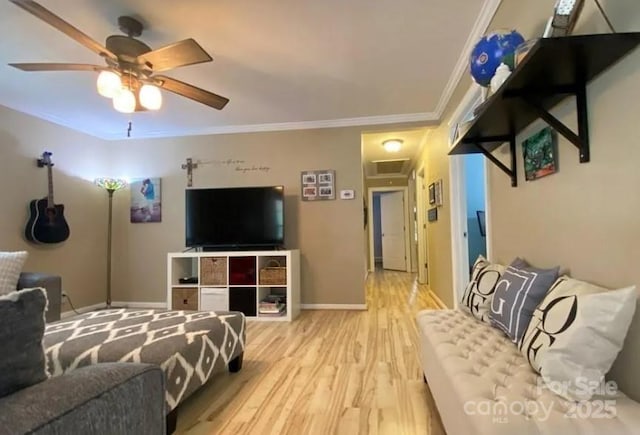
127,121,132,137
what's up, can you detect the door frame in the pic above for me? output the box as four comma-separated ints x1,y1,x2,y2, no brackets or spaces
367,186,411,272
415,166,428,284
448,85,493,308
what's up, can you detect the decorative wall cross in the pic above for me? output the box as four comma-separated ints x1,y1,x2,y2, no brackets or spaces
181,158,198,187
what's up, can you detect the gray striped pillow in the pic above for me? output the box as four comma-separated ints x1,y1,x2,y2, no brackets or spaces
0,251,28,296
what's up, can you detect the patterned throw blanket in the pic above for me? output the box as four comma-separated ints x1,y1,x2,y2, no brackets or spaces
44,309,246,410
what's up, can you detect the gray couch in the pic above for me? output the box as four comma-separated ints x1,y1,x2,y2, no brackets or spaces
18,272,62,323
6,275,166,434
0,363,166,435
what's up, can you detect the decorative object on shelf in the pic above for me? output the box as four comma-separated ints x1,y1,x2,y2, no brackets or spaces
434,179,444,207
95,177,128,308
428,183,436,205
522,127,558,181
427,207,438,222
515,38,539,67
549,0,585,37
301,169,335,201
130,178,161,223
490,63,512,94
547,0,616,36
181,158,198,187
470,29,525,87
25,151,70,244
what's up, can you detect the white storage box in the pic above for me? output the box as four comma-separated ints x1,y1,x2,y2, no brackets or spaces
200,287,229,312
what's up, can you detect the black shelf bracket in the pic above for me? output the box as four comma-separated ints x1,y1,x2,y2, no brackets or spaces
471,134,517,187
511,83,590,163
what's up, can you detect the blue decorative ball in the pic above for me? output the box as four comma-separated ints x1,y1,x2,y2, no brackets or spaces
470,29,525,87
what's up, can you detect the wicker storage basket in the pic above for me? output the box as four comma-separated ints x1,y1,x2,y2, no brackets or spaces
259,260,287,285
200,257,227,286
172,288,198,310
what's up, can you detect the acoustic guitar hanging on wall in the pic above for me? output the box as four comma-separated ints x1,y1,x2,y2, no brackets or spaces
25,152,70,244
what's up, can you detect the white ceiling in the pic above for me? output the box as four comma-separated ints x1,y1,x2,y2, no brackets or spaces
0,0,487,140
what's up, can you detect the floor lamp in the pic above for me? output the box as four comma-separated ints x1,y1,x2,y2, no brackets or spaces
95,178,128,309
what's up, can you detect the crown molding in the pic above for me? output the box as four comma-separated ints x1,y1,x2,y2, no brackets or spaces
1,102,109,139
101,111,441,140
433,0,502,119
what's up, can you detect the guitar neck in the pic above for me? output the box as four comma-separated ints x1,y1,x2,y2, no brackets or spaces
47,164,54,208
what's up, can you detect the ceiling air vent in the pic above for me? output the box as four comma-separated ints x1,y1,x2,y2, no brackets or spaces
373,158,409,174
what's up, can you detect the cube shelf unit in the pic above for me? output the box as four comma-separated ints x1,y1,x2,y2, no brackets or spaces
167,250,300,322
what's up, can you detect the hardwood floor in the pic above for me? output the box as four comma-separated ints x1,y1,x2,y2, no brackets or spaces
176,270,446,435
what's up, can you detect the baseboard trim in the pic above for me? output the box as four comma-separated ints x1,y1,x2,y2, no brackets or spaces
60,301,168,319
112,301,168,309
301,304,367,310
428,291,448,309
60,302,104,319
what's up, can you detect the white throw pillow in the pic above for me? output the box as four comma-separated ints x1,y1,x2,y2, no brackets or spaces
520,276,637,401
0,251,28,296
460,255,505,323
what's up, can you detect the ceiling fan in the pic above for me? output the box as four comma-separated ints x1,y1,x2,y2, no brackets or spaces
8,0,229,113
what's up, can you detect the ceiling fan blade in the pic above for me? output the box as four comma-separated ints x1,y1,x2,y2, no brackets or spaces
154,75,229,110
9,0,117,62
137,39,212,72
9,63,104,72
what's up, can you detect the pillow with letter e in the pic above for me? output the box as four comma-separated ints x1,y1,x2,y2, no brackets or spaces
460,256,505,323
520,276,637,401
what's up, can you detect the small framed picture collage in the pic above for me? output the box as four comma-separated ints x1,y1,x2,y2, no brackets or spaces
301,169,335,201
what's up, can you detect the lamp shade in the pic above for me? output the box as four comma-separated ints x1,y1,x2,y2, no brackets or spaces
94,178,128,192
96,71,122,98
113,88,136,113
139,84,162,110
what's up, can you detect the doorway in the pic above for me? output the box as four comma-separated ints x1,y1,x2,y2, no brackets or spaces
450,155,490,305
368,187,410,272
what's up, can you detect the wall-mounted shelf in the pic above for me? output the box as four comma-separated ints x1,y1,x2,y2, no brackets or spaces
449,32,640,187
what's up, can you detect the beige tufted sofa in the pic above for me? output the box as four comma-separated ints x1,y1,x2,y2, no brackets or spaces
416,309,640,434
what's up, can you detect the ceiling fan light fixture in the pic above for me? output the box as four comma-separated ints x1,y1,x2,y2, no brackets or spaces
139,84,162,110
96,70,122,98
382,139,403,153
113,88,136,113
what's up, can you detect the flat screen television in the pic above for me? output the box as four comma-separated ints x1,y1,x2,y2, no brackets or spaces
185,186,284,250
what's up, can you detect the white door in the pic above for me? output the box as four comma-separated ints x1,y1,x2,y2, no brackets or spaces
381,191,407,271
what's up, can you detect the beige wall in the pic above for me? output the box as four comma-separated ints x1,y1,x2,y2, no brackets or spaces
0,105,109,310
107,127,366,306
487,0,640,400
413,0,640,311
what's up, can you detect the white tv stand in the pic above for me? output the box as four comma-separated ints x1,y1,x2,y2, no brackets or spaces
166,249,300,321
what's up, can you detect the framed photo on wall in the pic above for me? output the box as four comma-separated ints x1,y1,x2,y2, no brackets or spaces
301,169,335,201
434,179,443,206
130,178,161,223
428,183,436,205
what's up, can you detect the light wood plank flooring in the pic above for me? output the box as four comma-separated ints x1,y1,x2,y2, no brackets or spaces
176,270,445,435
